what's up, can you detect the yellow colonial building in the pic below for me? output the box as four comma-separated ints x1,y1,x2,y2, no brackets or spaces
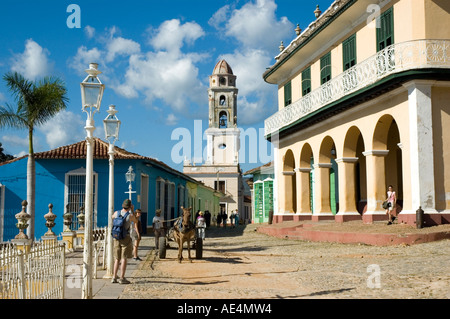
264,0,450,226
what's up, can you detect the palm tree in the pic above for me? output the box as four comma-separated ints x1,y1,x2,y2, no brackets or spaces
0,72,69,239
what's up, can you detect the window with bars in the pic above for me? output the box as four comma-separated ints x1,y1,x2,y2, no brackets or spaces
320,52,332,85
377,7,394,51
65,169,98,230
156,178,176,222
302,67,311,96
284,81,292,106
343,34,357,71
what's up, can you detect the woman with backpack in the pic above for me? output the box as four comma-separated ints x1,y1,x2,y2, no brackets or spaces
111,199,138,284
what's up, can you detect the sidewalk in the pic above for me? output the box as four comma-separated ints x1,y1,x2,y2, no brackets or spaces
64,236,154,299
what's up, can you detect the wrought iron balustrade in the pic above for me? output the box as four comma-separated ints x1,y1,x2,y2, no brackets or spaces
265,39,450,137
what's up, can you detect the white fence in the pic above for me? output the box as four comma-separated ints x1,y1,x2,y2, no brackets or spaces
0,226,107,299
0,240,65,299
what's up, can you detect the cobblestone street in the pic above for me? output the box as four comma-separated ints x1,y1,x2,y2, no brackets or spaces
119,224,450,299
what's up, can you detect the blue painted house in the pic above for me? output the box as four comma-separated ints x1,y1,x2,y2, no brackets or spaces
0,138,218,241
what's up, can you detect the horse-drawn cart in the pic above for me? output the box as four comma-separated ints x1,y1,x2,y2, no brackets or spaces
158,208,203,261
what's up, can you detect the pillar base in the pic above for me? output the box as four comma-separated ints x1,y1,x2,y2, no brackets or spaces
62,231,76,251
11,238,33,253
363,211,388,224
398,210,444,226
273,213,312,223
441,213,450,224
335,212,362,223
311,213,335,222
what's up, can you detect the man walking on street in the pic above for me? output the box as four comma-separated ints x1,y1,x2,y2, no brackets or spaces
112,199,138,284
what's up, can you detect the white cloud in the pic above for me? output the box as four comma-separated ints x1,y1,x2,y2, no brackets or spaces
2,135,29,148
165,113,178,126
149,19,205,54
0,92,5,102
68,46,103,75
208,5,231,29
106,36,140,62
84,25,96,39
214,0,293,52
113,20,208,116
38,110,85,149
11,39,54,81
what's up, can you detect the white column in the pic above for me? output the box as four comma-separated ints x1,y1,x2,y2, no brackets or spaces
104,143,114,279
82,118,94,299
404,81,436,213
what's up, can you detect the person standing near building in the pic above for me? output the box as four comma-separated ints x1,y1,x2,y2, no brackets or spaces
197,211,206,240
385,185,397,225
152,209,165,250
204,210,211,228
112,199,138,284
131,209,142,261
234,209,239,227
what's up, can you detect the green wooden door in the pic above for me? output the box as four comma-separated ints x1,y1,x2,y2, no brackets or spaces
263,180,274,223
330,168,337,214
254,182,264,223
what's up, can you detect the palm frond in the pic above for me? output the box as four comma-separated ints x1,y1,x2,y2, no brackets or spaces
29,76,69,126
0,103,28,129
2,72,33,112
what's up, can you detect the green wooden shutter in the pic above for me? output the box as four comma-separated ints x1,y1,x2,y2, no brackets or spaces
343,34,357,71
302,67,311,96
284,81,292,106
320,52,332,85
330,168,337,214
377,7,394,51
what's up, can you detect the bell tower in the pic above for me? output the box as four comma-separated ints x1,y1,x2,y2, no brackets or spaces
205,60,240,165
183,59,244,221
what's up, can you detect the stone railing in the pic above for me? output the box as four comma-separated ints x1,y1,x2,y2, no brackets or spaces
265,39,450,137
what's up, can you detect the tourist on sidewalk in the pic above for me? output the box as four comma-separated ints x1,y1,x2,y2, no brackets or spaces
131,209,143,261
112,199,138,284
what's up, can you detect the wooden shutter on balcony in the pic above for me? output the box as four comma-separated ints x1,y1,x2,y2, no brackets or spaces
377,7,394,51
343,34,357,71
320,52,332,85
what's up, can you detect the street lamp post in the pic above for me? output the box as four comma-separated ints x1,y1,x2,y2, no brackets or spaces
103,105,121,279
80,62,104,299
125,166,136,201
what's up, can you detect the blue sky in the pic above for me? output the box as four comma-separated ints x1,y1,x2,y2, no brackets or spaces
0,0,332,173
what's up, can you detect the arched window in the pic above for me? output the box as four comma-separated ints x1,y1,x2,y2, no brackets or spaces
219,95,226,106
219,111,228,128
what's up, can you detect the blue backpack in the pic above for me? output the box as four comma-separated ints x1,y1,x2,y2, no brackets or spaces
111,211,130,240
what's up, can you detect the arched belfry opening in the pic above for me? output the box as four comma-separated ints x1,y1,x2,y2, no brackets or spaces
219,111,228,129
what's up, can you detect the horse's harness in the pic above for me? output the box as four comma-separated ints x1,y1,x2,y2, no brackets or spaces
174,216,194,234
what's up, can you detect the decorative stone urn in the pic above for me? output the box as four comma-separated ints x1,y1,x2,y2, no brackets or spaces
44,203,57,237
78,206,85,230
63,205,74,232
15,200,31,240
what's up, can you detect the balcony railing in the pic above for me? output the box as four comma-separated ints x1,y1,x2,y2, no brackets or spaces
265,39,450,137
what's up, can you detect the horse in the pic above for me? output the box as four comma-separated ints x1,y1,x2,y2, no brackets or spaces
173,207,196,263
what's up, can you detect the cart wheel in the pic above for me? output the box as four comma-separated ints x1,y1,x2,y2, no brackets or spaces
159,237,167,259
195,237,203,259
